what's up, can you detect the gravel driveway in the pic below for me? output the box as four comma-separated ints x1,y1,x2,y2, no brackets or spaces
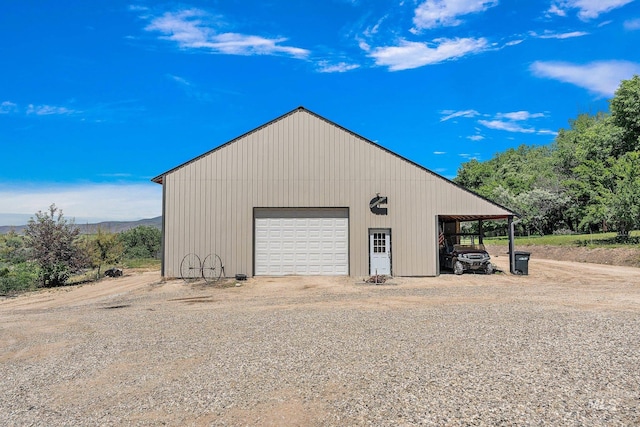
1,258,639,426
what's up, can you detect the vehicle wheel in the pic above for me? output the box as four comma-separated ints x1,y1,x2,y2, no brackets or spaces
485,263,494,275
453,261,464,275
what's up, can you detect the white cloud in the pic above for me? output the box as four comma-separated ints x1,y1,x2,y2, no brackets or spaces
1,102,79,116
369,37,489,71
547,4,567,16
128,5,149,12
440,109,480,121
433,151,447,154
0,184,162,224
143,8,309,58
624,18,640,30
316,61,360,73
363,15,387,37
357,38,371,51
0,101,18,114
167,74,192,87
530,60,640,96
548,0,635,20
530,30,589,39
166,74,213,101
478,119,536,133
496,111,545,121
26,104,77,116
413,0,499,30
477,111,555,134
441,109,552,135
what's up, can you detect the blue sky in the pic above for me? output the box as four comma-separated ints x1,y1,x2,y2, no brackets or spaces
1,0,640,225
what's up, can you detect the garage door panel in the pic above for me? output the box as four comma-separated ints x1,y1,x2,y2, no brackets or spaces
255,209,349,276
336,251,348,260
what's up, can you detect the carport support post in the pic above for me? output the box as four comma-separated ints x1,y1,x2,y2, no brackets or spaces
508,216,515,274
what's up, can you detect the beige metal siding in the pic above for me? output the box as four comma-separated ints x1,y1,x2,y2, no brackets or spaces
161,109,512,278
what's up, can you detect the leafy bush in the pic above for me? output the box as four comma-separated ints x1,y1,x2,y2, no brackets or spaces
0,262,38,295
0,230,29,264
119,226,161,259
576,235,640,246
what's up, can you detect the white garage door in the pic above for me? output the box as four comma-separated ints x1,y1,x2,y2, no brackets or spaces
255,208,349,276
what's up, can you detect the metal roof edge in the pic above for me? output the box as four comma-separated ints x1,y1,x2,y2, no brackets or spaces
149,106,519,217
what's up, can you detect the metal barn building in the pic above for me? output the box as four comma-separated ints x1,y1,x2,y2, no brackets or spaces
152,107,517,278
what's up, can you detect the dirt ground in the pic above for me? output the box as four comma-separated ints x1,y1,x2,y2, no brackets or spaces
2,256,639,313
1,256,640,425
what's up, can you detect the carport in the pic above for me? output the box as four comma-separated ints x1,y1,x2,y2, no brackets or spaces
437,214,519,275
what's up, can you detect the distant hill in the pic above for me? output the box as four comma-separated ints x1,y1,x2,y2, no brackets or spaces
0,216,162,235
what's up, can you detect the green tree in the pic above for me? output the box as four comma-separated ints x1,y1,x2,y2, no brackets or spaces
568,158,615,232
610,75,640,154
608,151,640,237
453,75,640,236
86,227,124,278
454,159,494,196
553,76,640,234
24,204,88,287
119,225,161,259
554,114,624,171
455,144,557,198
516,188,571,235
490,185,570,235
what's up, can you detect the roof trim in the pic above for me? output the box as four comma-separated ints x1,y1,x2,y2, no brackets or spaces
150,106,518,217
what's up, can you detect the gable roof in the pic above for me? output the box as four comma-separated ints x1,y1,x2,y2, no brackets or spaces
151,106,518,218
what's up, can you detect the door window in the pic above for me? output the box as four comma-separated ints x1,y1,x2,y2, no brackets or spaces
373,232,386,253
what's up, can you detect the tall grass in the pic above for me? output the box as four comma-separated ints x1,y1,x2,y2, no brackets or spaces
121,258,161,269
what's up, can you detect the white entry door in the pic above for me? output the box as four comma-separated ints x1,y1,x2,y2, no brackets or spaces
369,229,391,275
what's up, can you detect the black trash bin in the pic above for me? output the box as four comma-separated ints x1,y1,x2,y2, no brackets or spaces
514,251,531,275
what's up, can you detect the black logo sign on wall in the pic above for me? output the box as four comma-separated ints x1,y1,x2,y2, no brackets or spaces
370,195,388,215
